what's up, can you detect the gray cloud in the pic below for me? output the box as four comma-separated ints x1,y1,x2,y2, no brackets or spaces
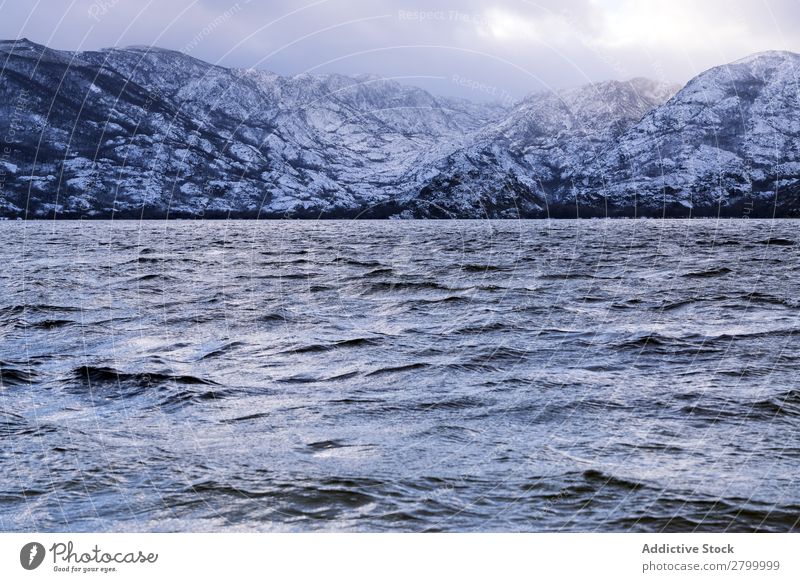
2,0,800,98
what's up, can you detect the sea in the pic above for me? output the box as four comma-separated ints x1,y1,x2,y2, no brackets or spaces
1,219,798,532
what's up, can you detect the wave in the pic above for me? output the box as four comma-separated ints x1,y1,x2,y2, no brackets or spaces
285,337,382,354
579,469,646,492
680,392,800,422
0,362,39,385
538,272,594,280
181,478,377,518
410,395,488,411
757,238,795,246
751,389,800,418
17,318,77,330
73,365,217,387
460,264,508,273
0,304,81,317
198,341,246,360
361,267,394,277
276,370,360,383
682,266,732,278
365,362,429,377
362,281,455,294
154,387,232,409
615,496,800,532
694,239,741,246
659,292,800,311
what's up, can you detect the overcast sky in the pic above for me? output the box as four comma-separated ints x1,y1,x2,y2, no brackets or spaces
2,0,799,99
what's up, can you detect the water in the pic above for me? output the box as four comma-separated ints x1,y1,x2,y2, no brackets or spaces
1,219,799,532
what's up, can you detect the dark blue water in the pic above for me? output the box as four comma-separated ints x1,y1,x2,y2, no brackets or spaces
1,219,799,532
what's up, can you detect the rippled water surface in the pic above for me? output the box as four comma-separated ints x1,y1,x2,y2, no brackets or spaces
1,219,799,532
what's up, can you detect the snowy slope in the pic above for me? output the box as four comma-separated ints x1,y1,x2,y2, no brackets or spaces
401,78,679,217
569,51,800,215
0,39,797,218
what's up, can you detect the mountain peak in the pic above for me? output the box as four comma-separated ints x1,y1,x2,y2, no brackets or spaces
0,37,45,52
731,50,799,65
115,44,184,54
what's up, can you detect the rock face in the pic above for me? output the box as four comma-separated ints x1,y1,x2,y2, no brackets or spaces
568,51,800,216
0,39,506,218
402,78,679,217
0,39,797,218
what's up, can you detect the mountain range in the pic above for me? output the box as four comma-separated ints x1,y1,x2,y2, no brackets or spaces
0,38,798,219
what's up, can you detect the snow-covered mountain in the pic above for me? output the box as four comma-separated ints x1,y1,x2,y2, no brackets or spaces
568,51,800,216
401,78,679,217
0,39,797,218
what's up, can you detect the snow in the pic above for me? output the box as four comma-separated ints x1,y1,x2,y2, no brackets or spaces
0,39,797,218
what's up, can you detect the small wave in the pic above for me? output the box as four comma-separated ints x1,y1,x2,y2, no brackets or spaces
412,395,487,411
611,298,644,309
742,292,799,308
332,258,383,268
415,424,483,443
199,341,246,360
694,239,741,246
461,264,506,273
276,272,314,280
751,389,800,418
305,439,350,451
0,488,50,502
365,362,429,377
73,365,216,387
660,292,797,311
757,238,795,246
617,496,800,532
183,479,376,517
620,333,670,347
286,337,382,354
616,332,711,353
134,273,163,281
453,321,511,334
711,327,800,342
683,266,732,278
584,295,612,304
0,362,38,385
363,281,453,294
277,370,359,383
579,469,645,492
466,346,530,364
183,480,271,498
260,312,293,324
136,256,167,263
568,399,632,413
680,404,734,422
419,295,469,304
658,298,696,311
679,398,795,423
16,318,77,330
154,388,231,409
538,272,593,280
0,304,80,317
0,413,58,437
362,267,394,277
225,412,270,423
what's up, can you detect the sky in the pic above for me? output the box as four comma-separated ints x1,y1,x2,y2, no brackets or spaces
1,0,799,99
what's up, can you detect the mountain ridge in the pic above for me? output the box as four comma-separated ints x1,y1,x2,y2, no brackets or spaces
0,38,798,218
